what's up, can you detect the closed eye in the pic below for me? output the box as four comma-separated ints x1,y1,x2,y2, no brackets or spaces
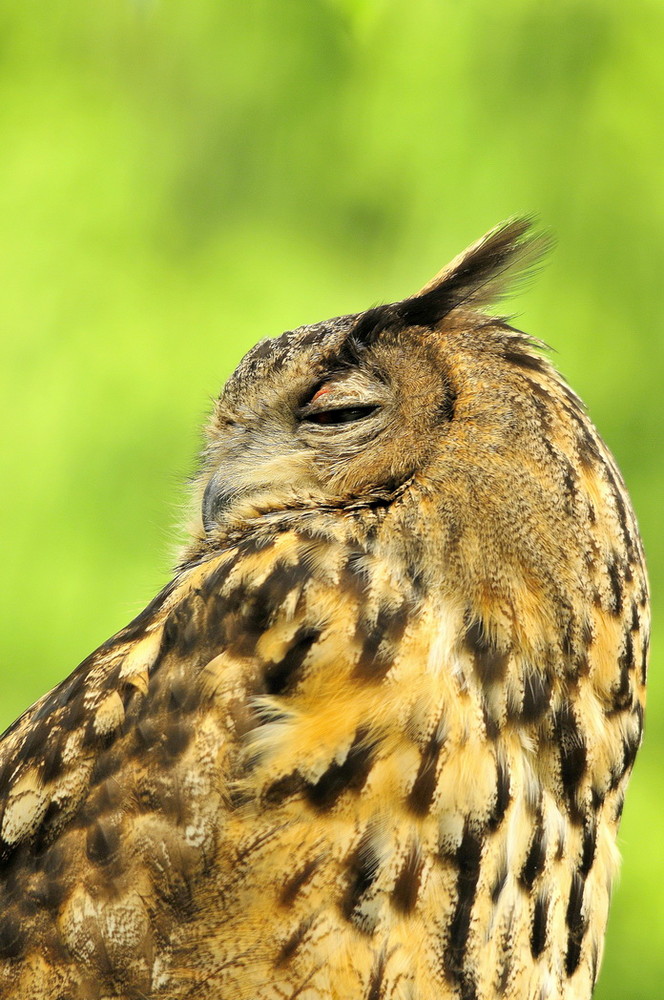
302,404,379,425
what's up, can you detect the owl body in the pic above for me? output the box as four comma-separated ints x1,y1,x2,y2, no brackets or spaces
0,222,648,1000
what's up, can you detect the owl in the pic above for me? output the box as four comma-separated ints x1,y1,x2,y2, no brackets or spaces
0,220,648,1000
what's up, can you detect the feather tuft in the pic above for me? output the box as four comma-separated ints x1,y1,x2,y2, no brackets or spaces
352,218,553,342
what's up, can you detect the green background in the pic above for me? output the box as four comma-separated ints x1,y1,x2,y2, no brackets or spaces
0,1,661,994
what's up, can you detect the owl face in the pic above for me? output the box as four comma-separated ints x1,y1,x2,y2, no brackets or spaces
201,319,453,532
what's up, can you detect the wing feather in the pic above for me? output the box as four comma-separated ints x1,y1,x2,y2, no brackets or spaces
0,524,404,998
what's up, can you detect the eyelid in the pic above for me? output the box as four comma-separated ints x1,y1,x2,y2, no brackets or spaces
302,377,377,405
299,392,377,419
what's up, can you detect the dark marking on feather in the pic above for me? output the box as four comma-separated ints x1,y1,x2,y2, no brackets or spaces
26,800,62,857
565,873,586,976
203,590,230,650
531,894,549,958
576,426,601,468
26,870,67,912
264,628,319,696
497,950,512,997
613,791,625,824
239,532,281,557
86,818,120,866
351,304,401,345
554,702,586,821
465,620,508,685
90,748,123,787
306,729,375,811
391,843,423,914
611,629,634,712
580,822,597,878
501,348,548,375
408,727,445,816
341,831,381,924
161,596,199,659
561,621,575,660
561,458,579,513
445,826,482,983
520,818,546,890
491,863,508,905
482,702,500,741
523,377,556,411
40,741,65,784
230,563,307,658
438,383,457,423
605,465,634,556
276,915,316,967
366,949,388,1000
197,551,241,601
80,716,117,752
157,784,187,826
640,633,649,687
521,671,552,722
354,604,408,681
445,518,465,556
606,555,624,617
590,785,604,812
263,772,307,807
280,857,321,907
620,705,643,777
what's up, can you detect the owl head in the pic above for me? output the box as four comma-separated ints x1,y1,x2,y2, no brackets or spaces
194,219,554,541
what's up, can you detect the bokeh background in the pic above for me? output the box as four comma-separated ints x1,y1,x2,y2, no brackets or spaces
0,1,662,994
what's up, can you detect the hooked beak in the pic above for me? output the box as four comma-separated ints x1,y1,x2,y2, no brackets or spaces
202,471,241,532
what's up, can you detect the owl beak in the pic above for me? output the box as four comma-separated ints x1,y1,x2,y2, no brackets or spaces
202,472,238,532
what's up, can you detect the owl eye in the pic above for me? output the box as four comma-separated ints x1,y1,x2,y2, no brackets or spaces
302,404,379,425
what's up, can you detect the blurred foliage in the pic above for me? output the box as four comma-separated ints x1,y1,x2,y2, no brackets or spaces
0,1,662,995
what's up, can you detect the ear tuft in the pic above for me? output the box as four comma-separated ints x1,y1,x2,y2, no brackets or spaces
351,218,552,344
404,217,553,328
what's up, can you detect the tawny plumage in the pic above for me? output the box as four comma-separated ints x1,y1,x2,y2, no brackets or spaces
0,221,648,1000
